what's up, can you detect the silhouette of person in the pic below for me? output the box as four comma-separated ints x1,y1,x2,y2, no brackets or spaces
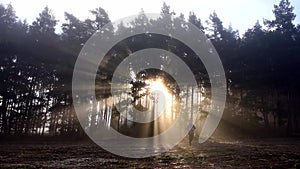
188,124,196,146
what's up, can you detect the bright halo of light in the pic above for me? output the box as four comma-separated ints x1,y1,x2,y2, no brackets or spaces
146,78,173,119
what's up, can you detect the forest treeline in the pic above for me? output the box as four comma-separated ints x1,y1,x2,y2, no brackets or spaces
0,0,300,137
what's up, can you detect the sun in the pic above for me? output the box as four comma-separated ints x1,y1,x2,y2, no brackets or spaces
147,78,171,97
146,78,173,116
148,79,166,92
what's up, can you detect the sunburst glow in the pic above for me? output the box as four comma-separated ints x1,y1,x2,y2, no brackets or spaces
146,78,174,120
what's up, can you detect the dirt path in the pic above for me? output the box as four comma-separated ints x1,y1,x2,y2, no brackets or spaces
0,138,299,168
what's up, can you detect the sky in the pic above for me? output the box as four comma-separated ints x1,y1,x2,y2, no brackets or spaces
0,0,300,34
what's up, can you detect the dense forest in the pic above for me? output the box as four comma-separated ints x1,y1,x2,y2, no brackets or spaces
0,0,300,138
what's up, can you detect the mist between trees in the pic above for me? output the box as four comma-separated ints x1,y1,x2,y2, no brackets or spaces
0,0,300,138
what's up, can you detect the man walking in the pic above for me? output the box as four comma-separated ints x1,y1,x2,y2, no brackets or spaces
188,124,196,146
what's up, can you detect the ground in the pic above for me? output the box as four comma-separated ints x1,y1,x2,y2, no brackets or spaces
0,137,299,169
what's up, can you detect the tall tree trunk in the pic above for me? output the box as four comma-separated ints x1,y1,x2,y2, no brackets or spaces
24,78,36,135
1,96,8,134
190,86,194,122
24,98,33,135
186,86,189,111
261,95,270,129
287,88,295,135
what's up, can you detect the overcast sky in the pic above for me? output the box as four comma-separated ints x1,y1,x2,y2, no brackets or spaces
1,0,300,34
